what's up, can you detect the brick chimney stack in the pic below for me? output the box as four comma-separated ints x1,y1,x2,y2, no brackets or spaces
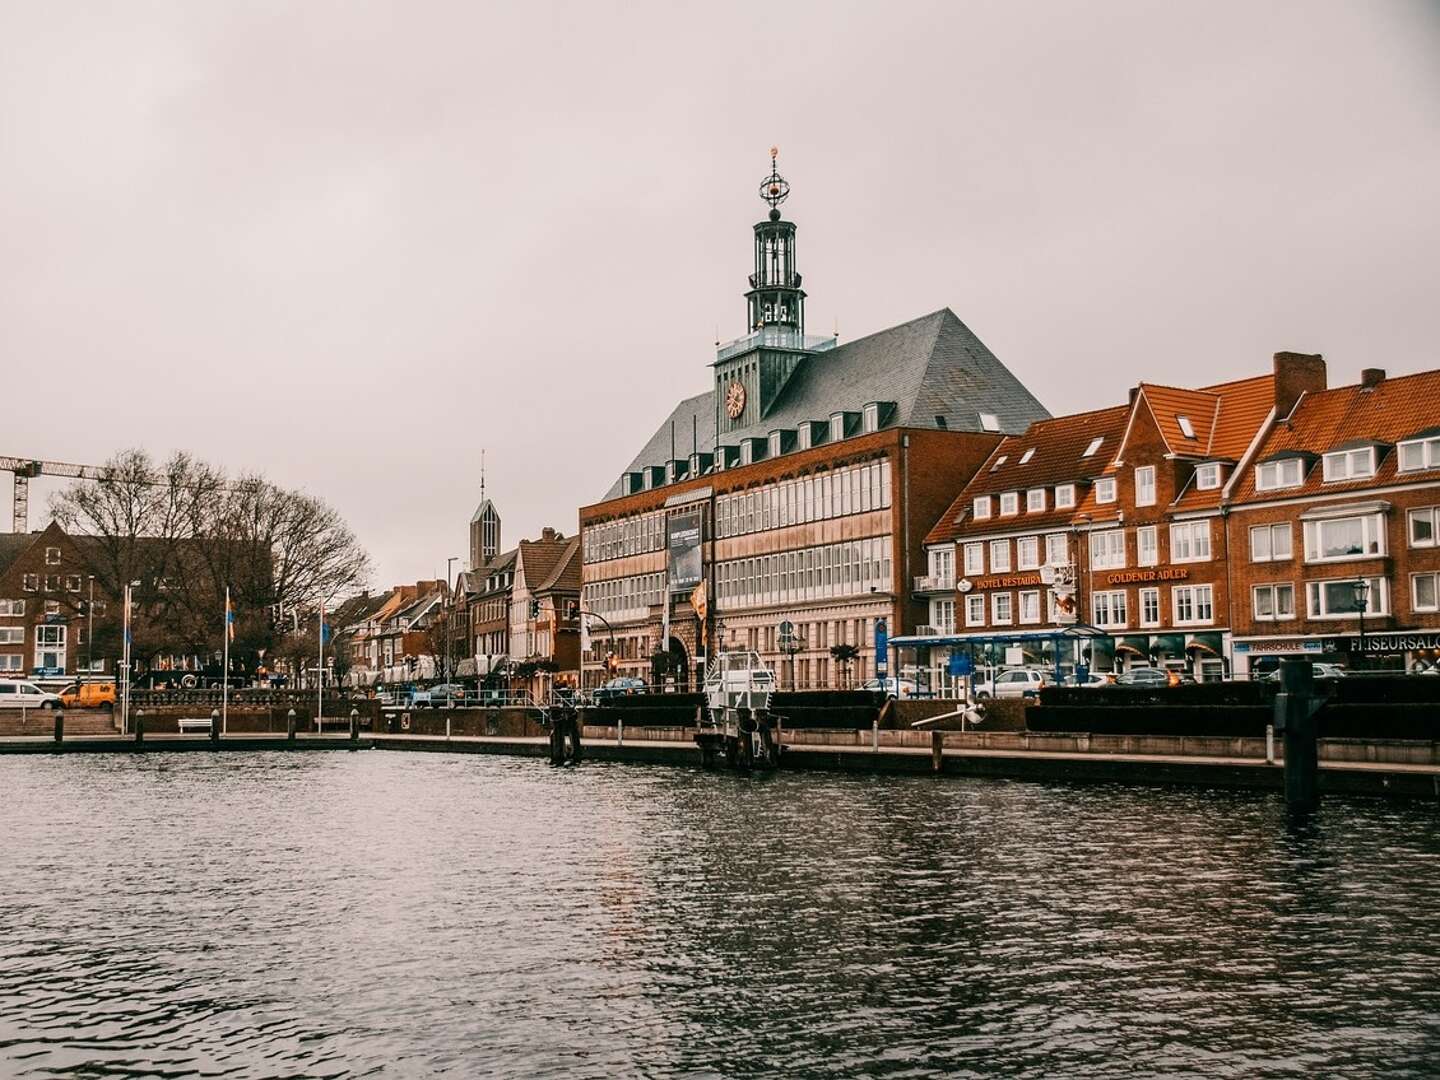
1360,367,1386,390
541,526,556,541
1273,352,1327,420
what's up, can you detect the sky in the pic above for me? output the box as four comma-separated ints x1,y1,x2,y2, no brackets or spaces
3,0,1438,588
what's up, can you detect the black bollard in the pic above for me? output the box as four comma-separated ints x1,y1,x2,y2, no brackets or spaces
210,708,221,743
931,729,944,773
349,707,359,745
53,706,64,744
135,709,145,744
1276,659,1320,809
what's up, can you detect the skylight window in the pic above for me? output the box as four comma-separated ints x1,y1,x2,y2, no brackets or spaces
989,455,1008,472
979,413,1001,432
1083,437,1104,458
1178,415,1197,439
1019,448,1035,464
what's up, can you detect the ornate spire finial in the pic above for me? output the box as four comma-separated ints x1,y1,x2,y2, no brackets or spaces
759,146,789,219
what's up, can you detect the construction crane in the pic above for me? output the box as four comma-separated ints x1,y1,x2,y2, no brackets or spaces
0,456,111,534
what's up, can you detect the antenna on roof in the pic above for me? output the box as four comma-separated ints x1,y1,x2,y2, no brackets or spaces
480,449,486,502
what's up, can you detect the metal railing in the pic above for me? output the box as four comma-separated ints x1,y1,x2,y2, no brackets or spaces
913,574,955,593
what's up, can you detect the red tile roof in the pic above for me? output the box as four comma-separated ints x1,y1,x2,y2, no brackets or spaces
1231,369,1440,502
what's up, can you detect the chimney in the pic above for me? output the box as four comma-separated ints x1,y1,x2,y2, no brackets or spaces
1127,386,1140,409
541,526,556,541
1273,352,1326,420
1360,367,1386,390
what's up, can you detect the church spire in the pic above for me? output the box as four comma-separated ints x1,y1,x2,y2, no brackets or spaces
746,147,805,337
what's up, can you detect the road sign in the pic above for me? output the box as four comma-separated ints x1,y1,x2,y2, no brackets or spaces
948,653,973,677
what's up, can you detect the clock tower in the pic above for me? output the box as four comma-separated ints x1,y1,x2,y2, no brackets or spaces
714,148,828,434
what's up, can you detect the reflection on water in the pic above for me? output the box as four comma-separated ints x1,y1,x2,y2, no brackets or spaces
1,753,1438,1077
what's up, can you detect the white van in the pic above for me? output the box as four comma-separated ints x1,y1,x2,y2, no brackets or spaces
0,680,62,710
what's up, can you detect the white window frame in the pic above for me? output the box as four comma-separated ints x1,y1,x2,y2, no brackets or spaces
0,628,24,645
1018,590,1041,624
1092,590,1127,628
1398,436,1440,472
1083,437,1104,458
1017,536,1040,571
1256,457,1304,491
0,654,22,671
999,491,1019,516
45,547,61,566
1137,526,1158,567
1090,529,1126,570
1302,513,1386,564
1408,507,1437,549
1250,523,1293,562
1172,584,1214,626
0,599,24,616
1413,572,1439,613
1139,587,1160,628
1177,415,1197,439
973,495,992,520
991,592,1013,625
1019,448,1035,465
979,413,1001,432
1026,488,1046,512
1055,484,1076,509
1170,521,1212,563
1135,466,1156,507
989,539,1012,573
965,594,986,627
1253,582,1296,621
1045,533,1068,566
963,543,984,576
1095,477,1117,504
1305,576,1389,619
1195,463,1221,490
1322,447,1376,483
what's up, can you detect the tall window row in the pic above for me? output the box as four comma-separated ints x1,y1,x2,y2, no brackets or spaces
717,535,893,609
581,572,666,619
584,510,667,564
716,460,891,540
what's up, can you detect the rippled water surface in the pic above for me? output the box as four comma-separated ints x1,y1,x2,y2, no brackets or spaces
2,753,1439,1077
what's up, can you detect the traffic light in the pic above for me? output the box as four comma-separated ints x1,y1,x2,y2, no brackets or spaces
528,598,540,619
605,651,619,674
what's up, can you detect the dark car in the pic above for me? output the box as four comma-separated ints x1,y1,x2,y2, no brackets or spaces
1115,667,1171,687
594,677,647,702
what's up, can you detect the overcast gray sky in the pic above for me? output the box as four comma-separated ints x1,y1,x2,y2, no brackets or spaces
3,0,1438,589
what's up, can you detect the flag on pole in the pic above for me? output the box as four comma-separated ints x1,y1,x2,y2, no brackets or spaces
225,588,236,642
689,579,708,650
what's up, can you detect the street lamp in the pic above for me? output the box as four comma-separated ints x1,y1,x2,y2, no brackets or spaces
120,579,140,734
1352,578,1371,670
82,575,94,690
445,557,459,707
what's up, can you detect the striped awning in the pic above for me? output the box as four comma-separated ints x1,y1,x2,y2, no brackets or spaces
1186,632,1224,657
1151,634,1185,658
1116,635,1149,657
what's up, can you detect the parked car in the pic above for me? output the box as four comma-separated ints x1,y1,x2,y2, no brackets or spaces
1259,663,1347,683
972,669,1048,700
594,677,648,702
1060,672,1111,688
56,682,118,709
0,680,63,710
860,676,920,699
1114,667,1196,687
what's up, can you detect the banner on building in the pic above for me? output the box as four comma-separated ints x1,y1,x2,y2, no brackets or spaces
690,580,708,650
1047,563,1078,625
667,509,703,591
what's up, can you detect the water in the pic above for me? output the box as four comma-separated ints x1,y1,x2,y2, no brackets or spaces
2,753,1438,1078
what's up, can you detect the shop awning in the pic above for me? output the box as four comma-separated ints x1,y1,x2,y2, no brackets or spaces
1186,632,1224,657
454,658,477,677
1152,634,1185,658
1085,636,1116,663
1116,635,1149,657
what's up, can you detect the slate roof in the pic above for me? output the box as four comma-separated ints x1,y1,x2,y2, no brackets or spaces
602,307,1050,499
1230,369,1440,503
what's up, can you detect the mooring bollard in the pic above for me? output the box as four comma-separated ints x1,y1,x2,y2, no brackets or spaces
287,707,297,742
1276,659,1321,808
872,716,880,753
53,705,64,744
1266,722,1276,765
210,708,221,743
931,729,944,772
350,707,360,745
617,716,624,747
445,709,451,741
134,709,145,744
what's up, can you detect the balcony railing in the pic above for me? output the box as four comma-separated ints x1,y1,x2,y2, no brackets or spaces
913,574,955,593
715,327,838,362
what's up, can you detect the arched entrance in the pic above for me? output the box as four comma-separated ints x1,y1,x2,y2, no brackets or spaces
667,636,690,691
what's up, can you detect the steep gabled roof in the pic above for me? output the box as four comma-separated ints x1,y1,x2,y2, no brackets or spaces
1231,369,1440,502
534,535,581,594
603,307,1050,499
1123,374,1275,464
515,534,573,592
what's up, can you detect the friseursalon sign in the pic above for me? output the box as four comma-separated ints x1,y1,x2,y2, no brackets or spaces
1338,632,1440,654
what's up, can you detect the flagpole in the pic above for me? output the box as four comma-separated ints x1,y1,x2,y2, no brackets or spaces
222,585,230,735
317,600,324,734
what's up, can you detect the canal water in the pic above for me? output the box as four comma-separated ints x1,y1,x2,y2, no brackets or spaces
1,753,1438,1078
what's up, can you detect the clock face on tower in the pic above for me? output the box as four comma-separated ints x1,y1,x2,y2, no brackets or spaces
725,380,746,420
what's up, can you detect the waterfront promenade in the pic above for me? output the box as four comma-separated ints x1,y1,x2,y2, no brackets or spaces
4,728,1437,798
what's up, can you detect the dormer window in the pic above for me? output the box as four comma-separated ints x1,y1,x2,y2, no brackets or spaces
1055,484,1076,509
863,403,880,433
1095,477,1117,503
1019,448,1035,465
1177,415,1197,439
1027,488,1046,512
797,425,812,450
830,413,846,441
769,432,783,458
1256,457,1304,491
1195,463,1222,490
1000,491,1019,516
1322,447,1377,482
973,495,992,520
1399,434,1440,472
979,412,1001,432
1083,437,1104,458
740,441,754,466
989,455,1008,473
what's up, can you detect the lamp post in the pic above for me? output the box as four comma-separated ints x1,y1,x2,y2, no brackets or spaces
83,575,94,689
1352,577,1371,670
120,579,139,734
446,556,459,707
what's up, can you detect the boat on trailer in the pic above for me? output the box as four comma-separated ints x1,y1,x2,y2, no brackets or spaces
696,651,782,771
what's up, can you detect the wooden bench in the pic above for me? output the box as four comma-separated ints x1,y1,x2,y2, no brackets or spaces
177,717,213,735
